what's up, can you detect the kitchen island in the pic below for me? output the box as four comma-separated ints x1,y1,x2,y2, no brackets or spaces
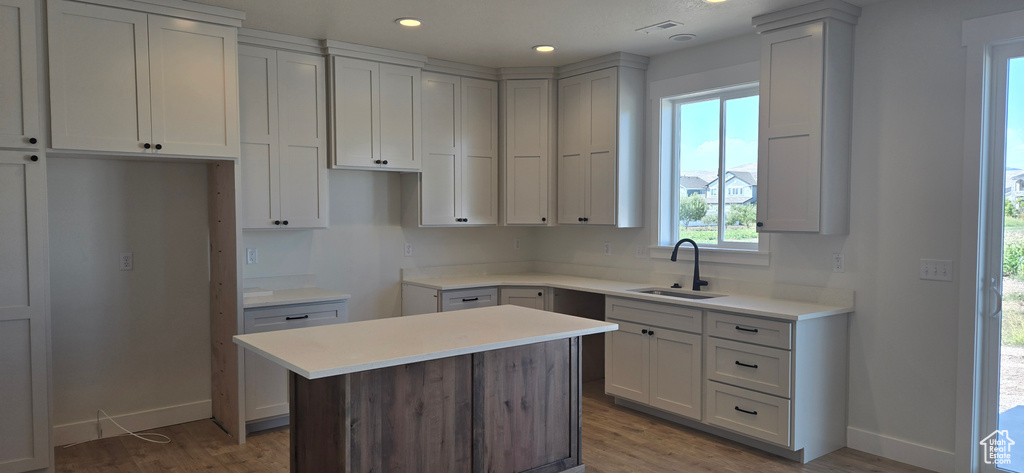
234,305,617,473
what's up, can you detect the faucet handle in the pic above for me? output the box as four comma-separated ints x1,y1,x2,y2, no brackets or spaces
670,283,682,289
697,279,709,287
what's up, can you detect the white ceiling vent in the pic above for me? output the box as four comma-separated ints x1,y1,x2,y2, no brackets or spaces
636,20,684,34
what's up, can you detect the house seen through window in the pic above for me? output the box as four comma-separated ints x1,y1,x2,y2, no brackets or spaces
673,85,759,249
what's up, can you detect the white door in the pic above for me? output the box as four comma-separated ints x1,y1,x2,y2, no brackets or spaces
277,51,327,228
585,69,618,225
649,329,702,420
756,23,825,232
0,150,49,472
505,80,549,225
48,1,152,153
238,46,280,229
379,63,420,170
460,78,498,225
604,320,649,404
147,15,239,158
558,76,586,224
331,57,379,168
420,72,460,225
0,0,39,149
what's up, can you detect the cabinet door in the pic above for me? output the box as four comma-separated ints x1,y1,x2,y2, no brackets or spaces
147,15,239,158
584,69,618,225
0,151,49,472
500,287,547,311
604,320,649,404
557,76,586,224
378,63,420,170
420,72,460,226
460,78,498,225
0,0,39,149
48,1,152,153
331,57,379,169
238,46,280,229
649,329,702,420
277,51,328,228
757,22,824,232
244,350,289,421
504,80,549,225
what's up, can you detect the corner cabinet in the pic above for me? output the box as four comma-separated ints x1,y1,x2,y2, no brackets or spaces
503,79,554,225
557,67,644,227
0,0,40,150
330,57,421,171
48,0,240,158
753,2,859,234
238,44,328,229
418,72,498,226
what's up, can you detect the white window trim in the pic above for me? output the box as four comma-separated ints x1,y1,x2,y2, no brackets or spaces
649,61,769,266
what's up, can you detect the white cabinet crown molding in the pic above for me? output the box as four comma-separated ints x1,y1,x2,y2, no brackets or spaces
238,28,321,55
62,0,244,26
423,57,499,81
321,39,426,68
556,52,649,80
751,0,861,33
497,66,557,81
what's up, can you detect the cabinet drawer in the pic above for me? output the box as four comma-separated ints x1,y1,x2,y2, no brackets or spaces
707,338,791,398
706,381,791,447
606,297,702,334
707,311,792,349
244,301,348,334
440,287,498,311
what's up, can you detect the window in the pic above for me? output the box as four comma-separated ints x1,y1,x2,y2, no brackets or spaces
666,84,761,251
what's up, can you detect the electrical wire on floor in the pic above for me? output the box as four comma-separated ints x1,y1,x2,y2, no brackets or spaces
61,409,172,448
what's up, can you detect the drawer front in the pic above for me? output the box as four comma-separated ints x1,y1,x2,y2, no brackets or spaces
707,311,792,349
440,287,498,311
707,338,791,398
706,381,791,447
606,297,702,334
244,301,349,334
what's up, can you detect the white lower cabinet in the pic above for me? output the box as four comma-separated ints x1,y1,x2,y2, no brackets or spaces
605,297,702,420
243,301,348,428
499,287,549,311
400,285,498,315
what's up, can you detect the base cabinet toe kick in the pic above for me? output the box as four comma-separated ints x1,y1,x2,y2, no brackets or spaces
604,296,849,463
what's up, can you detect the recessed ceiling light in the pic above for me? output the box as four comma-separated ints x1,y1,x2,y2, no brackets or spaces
395,18,422,27
533,45,555,53
706,0,727,3
670,34,697,42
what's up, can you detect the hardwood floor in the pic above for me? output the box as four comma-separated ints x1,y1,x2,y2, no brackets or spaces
56,381,933,472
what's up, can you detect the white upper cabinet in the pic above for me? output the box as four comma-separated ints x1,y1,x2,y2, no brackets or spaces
753,1,859,234
0,0,39,150
503,79,552,225
419,72,497,226
330,56,421,171
48,0,240,158
239,44,327,230
557,66,644,227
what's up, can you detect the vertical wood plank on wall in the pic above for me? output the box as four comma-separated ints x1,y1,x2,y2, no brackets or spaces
347,369,382,473
208,161,241,442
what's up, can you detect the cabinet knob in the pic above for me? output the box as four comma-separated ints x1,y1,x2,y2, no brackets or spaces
756,222,763,227
382,160,388,165
155,144,162,150
30,155,39,162
537,292,542,297
578,217,583,222
648,330,654,336
274,220,281,225
375,160,382,164
583,217,589,222
28,137,37,144
144,143,151,149
283,220,289,226
541,217,547,222
642,329,648,335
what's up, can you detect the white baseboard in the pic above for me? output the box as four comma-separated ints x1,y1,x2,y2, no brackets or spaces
54,400,212,446
847,426,954,473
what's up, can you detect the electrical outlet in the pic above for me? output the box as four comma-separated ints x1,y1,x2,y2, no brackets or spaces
920,259,953,281
832,253,844,273
514,238,521,250
119,252,133,271
635,246,647,259
603,242,612,256
246,248,258,265
404,243,413,257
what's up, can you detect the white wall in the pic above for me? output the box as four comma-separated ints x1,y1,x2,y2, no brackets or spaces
47,158,212,442
535,0,1024,470
243,170,538,322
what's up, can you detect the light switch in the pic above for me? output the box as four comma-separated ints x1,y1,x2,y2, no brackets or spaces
920,259,953,281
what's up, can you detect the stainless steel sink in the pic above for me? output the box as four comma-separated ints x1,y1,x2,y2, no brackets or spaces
628,287,721,300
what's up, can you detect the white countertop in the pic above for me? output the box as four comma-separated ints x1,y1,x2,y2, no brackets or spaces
243,287,351,309
402,273,852,321
233,305,617,379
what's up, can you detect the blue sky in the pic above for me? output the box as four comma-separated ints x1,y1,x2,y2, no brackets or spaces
1008,57,1024,170
679,95,758,173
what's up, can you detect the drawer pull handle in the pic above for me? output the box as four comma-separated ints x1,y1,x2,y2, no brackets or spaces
462,297,479,302
734,406,758,416
735,361,758,369
735,326,759,333
286,315,309,321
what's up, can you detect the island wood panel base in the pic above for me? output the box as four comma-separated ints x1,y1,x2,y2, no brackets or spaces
288,338,582,473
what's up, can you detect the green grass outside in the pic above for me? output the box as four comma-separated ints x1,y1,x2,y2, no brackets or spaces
678,226,758,245
1003,225,1024,346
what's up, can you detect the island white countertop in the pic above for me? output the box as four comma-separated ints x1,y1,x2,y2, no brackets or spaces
233,305,617,379
242,287,351,309
402,273,852,321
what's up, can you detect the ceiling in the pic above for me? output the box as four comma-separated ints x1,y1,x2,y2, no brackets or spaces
193,0,886,68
